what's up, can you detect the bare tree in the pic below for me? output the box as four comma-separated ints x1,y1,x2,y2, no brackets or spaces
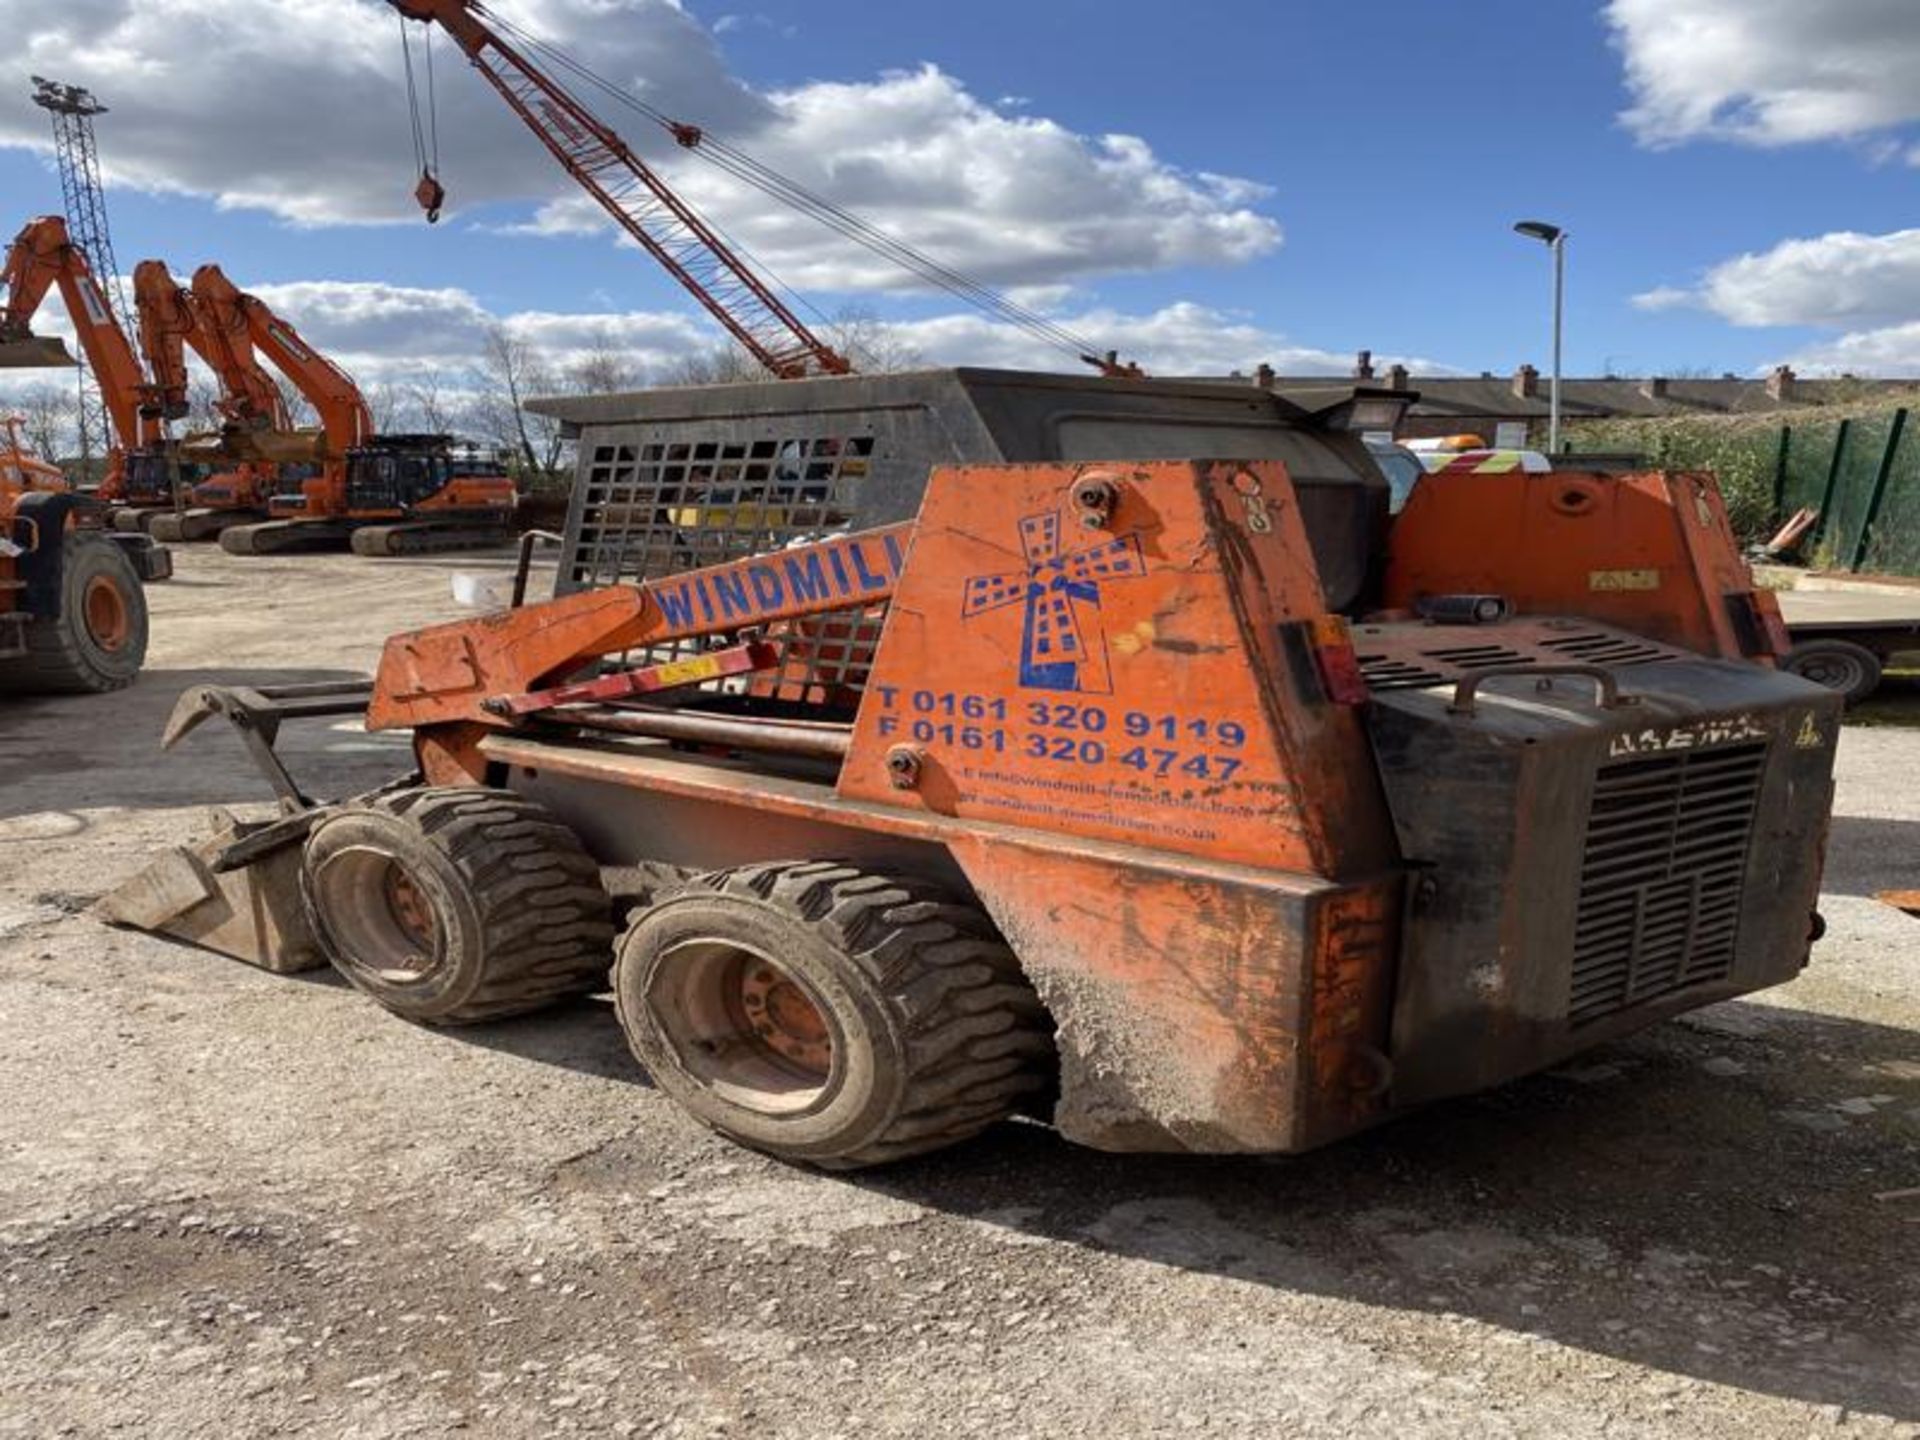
364,380,402,436
661,342,763,387
471,322,567,483
569,326,645,396
407,370,457,436
825,304,923,373
7,381,77,461
660,305,921,386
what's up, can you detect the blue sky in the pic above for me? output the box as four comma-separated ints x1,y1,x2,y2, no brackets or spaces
2,0,1917,384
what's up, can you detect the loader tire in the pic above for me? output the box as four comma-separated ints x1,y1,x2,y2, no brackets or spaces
301,786,615,1025
0,531,147,694
614,861,1056,1169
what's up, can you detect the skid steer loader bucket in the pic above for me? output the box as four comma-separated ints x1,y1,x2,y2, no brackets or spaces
94,678,382,968
93,807,326,973
0,335,77,368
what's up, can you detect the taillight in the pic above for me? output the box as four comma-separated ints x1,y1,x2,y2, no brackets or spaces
1310,615,1370,706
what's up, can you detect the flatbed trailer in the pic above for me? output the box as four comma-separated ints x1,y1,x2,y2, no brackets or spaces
1778,588,1920,703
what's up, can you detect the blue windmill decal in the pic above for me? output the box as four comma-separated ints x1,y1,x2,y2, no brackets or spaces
961,511,1148,692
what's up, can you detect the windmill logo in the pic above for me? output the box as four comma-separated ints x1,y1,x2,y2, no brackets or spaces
961,511,1148,692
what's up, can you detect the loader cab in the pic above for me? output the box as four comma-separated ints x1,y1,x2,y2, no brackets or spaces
531,368,1394,618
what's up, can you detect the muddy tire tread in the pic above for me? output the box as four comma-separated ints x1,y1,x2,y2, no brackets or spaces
660,860,1054,1167
348,787,612,1023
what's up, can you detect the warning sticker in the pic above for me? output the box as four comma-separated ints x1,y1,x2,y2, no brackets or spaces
1589,568,1660,592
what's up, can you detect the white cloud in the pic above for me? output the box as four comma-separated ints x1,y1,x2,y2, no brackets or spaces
53,276,1390,385
1630,285,1694,313
1607,0,1920,150
0,0,767,226
879,300,1400,377
239,279,711,382
1640,226,1920,377
0,1,1279,294
1646,229,1920,330
506,64,1281,292
1780,322,1920,375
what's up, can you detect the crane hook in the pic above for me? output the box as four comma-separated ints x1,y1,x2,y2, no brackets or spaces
414,171,446,225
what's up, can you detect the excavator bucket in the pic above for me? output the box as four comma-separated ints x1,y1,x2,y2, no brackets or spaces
93,807,326,973
0,334,77,368
179,426,329,465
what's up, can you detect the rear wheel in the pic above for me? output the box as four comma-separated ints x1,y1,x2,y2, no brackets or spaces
1783,638,1883,705
0,531,147,694
614,861,1055,1169
301,787,614,1024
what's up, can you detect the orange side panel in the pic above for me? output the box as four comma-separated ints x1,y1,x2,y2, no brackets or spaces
840,460,1396,878
950,835,1400,1153
1384,469,1767,659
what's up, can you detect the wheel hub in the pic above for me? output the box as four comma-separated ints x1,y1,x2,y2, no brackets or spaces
81,574,131,653
736,957,831,1076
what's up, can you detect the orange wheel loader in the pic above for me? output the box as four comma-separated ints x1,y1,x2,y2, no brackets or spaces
1,439,163,694
99,370,1838,1168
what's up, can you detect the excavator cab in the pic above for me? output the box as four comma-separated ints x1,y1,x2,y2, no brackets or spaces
342,434,516,518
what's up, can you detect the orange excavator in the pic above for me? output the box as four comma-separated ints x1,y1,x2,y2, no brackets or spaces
189,265,516,557
0,216,179,526
131,259,300,542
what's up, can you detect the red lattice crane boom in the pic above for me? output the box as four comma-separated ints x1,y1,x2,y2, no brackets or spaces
388,0,850,379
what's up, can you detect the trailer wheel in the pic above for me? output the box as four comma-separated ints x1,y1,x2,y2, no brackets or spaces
1783,638,1883,705
614,862,1056,1169
0,531,148,694
301,787,614,1025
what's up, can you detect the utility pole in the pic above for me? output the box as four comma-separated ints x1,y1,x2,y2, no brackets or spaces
32,77,132,478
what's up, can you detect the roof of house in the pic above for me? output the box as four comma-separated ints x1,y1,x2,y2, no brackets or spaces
1194,368,1920,423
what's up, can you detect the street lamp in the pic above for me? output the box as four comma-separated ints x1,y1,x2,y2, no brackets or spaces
1513,219,1566,454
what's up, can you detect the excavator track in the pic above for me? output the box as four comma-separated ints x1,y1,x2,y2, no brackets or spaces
220,519,357,556
150,508,262,544
347,522,517,558
108,506,163,534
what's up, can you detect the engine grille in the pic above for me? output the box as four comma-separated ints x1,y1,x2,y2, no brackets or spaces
1569,741,1767,1026
1354,620,1682,693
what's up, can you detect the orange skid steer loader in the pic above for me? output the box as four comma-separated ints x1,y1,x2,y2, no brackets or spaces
100,370,1838,1167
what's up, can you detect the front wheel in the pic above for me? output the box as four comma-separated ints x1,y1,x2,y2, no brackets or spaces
614,862,1056,1169
302,787,614,1024
0,531,147,694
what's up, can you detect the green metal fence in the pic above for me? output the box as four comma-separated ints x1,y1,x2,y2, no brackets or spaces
1768,407,1920,575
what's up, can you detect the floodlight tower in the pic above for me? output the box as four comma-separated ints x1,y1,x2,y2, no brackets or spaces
32,77,133,474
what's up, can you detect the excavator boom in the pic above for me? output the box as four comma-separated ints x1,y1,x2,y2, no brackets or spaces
0,217,158,451
191,264,371,457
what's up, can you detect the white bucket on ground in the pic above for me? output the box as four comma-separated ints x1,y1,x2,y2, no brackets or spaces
450,572,514,610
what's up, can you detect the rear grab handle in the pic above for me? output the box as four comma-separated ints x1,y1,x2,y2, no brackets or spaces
1448,663,1636,716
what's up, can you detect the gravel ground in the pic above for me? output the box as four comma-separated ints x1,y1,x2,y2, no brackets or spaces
1,543,1916,1439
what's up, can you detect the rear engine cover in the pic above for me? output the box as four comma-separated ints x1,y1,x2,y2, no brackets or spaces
1365,628,1839,1104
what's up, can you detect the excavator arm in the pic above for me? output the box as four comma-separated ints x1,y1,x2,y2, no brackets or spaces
191,265,371,457
136,261,289,433
0,216,160,452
